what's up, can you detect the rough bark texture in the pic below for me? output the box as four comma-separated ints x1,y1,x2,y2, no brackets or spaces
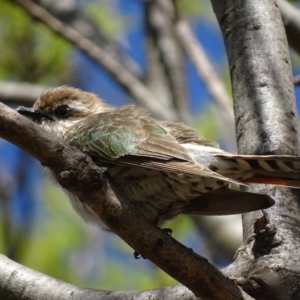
0,254,198,300
211,1,300,299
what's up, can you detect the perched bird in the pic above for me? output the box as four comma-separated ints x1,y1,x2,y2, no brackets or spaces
17,86,300,229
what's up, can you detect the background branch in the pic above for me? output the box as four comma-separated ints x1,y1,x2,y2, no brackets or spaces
0,81,51,105
167,0,236,148
294,75,300,85
277,0,300,55
149,0,190,124
15,0,177,121
33,0,142,78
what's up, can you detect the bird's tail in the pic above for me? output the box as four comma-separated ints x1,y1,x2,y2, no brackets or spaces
183,188,275,215
215,154,300,188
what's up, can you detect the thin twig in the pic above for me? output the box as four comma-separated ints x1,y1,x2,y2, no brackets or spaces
175,19,236,147
150,0,191,123
34,0,142,78
159,0,236,148
175,21,234,123
144,3,177,119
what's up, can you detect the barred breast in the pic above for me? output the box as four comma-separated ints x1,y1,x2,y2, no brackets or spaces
109,166,230,225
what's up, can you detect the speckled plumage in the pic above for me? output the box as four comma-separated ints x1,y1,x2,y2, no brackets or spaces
17,86,300,228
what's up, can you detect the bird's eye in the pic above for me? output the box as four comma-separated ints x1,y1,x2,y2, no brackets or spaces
54,105,70,118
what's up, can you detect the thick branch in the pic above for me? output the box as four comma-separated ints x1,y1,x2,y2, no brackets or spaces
15,0,176,121
0,254,198,300
0,103,249,300
211,0,300,298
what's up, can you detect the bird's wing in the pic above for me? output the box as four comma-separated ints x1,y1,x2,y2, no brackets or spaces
64,105,241,185
159,120,220,148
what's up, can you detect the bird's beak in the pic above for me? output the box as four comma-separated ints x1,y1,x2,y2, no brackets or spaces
17,106,51,122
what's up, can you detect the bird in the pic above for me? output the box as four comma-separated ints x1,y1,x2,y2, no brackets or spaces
16,86,300,229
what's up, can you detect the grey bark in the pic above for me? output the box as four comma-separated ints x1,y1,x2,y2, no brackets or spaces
144,0,190,124
211,0,300,299
0,254,197,300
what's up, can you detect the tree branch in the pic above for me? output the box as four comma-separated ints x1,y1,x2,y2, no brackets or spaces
14,0,177,121
0,81,51,105
33,0,142,78
277,0,300,55
148,0,190,124
0,103,250,299
211,0,300,298
165,0,236,148
144,2,179,122
294,75,300,85
0,254,199,300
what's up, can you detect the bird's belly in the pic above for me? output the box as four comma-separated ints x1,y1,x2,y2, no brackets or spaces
110,167,228,225
112,168,180,223
52,164,230,228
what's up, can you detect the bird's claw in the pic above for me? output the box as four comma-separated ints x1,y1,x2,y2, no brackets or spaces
134,250,142,259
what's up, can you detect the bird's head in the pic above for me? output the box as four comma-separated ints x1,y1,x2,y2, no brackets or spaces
17,86,111,138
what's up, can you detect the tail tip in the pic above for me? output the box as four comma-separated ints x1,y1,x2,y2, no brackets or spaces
263,195,275,209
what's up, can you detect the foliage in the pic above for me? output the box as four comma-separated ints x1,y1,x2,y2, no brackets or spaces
0,0,71,83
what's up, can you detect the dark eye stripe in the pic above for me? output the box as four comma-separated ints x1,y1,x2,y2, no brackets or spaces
55,105,70,118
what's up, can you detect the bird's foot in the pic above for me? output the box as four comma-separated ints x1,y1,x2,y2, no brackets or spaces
134,251,143,259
